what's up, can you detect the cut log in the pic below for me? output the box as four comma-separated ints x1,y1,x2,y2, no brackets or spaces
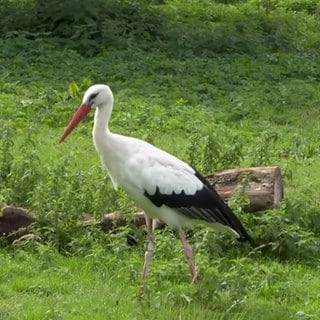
99,211,146,232
205,166,284,212
100,166,284,230
0,206,35,240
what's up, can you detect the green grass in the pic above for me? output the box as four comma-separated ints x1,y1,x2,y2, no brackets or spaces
1,0,320,318
1,240,320,319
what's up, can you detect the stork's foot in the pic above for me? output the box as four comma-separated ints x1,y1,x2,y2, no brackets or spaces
139,216,154,300
192,273,200,286
138,283,145,301
176,228,199,285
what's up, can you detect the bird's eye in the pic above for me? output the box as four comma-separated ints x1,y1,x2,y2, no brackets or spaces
88,92,99,104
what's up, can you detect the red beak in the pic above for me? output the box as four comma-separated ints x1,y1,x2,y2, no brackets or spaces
59,104,91,143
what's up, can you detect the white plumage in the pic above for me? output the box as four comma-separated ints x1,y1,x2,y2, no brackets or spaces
59,84,251,292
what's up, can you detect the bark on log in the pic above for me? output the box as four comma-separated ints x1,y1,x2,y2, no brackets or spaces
0,206,35,240
99,211,146,232
100,166,284,230
205,166,284,212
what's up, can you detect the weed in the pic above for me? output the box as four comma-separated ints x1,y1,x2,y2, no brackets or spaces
187,123,243,173
0,124,15,184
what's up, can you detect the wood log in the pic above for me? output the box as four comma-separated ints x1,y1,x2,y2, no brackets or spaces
205,166,284,212
0,206,35,241
100,166,284,230
99,211,146,232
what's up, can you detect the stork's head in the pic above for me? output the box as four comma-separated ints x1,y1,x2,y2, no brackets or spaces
59,84,113,143
82,84,113,109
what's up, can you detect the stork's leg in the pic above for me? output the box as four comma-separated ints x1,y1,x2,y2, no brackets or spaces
139,216,154,298
177,228,199,285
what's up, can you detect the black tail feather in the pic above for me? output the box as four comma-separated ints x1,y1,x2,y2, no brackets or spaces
194,170,253,244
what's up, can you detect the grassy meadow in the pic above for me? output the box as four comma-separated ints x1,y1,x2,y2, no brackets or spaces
1,0,320,318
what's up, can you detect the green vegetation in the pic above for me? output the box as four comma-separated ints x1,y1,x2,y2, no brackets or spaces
1,0,320,318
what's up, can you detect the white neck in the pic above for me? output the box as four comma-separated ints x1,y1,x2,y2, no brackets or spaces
92,101,112,160
92,99,122,188
93,104,112,137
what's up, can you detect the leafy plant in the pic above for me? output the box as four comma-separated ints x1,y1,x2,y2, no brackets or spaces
0,124,15,184
187,124,243,173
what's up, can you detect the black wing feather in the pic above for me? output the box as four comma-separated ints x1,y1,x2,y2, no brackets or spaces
144,170,251,242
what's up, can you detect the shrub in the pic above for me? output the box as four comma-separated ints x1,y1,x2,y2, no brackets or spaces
1,0,319,57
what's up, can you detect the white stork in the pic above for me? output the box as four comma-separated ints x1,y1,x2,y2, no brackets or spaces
59,84,251,290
